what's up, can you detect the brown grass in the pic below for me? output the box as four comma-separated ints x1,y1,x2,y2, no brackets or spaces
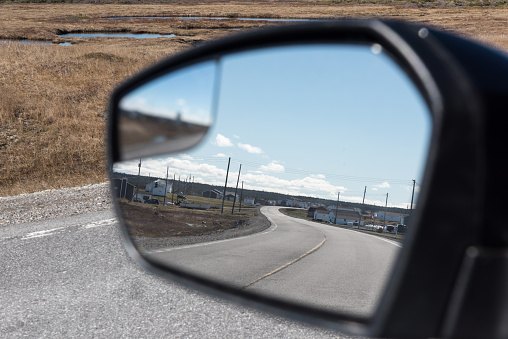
119,201,255,238
2,2,508,197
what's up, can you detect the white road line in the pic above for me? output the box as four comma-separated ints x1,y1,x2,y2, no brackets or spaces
9,218,117,241
22,227,65,240
83,218,117,229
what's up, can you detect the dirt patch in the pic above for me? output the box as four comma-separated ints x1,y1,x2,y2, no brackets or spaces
119,202,271,251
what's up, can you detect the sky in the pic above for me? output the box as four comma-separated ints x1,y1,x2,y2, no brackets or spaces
115,43,432,208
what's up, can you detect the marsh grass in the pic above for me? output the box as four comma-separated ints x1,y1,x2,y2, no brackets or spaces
0,39,188,196
1,2,508,196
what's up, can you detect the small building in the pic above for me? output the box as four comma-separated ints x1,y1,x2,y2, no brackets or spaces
308,206,329,217
374,211,408,223
297,202,311,209
225,192,240,202
145,179,172,198
244,197,255,205
330,209,362,226
112,178,135,201
313,207,331,222
202,189,223,199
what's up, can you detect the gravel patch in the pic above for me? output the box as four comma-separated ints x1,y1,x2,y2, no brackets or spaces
0,182,113,227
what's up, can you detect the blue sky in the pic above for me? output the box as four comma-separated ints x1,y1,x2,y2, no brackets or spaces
115,43,432,208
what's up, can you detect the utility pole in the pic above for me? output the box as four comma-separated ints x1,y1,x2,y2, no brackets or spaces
239,181,244,212
383,193,389,230
410,179,416,216
221,157,231,214
163,167,169,205
334,192,340,224
135,159,141,202
360,185,367,229
172,174,175,203
232,164,242,214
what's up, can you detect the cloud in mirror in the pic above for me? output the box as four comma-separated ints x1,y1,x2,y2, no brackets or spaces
112,43,431,318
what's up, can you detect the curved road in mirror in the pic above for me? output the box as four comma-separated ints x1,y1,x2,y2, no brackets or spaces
146,206,400,317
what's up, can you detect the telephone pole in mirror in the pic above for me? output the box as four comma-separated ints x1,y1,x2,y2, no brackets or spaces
383,193,389,229
232,164,242,214
334,192,340,224
239,181,244,212
360,186,367,229
410,179,416,216
163,166,168,205
135,159,141,202
172,174,175,204
221,157,231,214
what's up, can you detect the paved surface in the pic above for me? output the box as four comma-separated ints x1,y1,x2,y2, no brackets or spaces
148,207,400,317
0,208,364,338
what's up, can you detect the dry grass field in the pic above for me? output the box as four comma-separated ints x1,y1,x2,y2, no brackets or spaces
1,1,508,196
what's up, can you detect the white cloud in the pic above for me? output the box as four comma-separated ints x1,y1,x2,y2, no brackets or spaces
373,181,390,191
238,142,263,154
260,162,285,173
213,153,228,158
310,174,326,179
214,134,234,147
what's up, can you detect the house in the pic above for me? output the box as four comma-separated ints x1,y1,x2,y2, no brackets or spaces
244,197,255,205
280,200,296,207
225,192,239,202
112,178,135,201
374,211,409,223
313,207,331,222
145,179,172,198
297,202,311,209
329,209,362,226
202,189,223,199
329,205,361,213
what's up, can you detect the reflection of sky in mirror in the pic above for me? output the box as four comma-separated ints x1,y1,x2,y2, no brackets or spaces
119,60,217,126
115,44,431,208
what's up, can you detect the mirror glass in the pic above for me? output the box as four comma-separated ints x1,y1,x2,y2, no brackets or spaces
112,43,431,318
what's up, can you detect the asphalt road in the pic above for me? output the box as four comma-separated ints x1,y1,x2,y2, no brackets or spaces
147,206,400,317
0,208,362,338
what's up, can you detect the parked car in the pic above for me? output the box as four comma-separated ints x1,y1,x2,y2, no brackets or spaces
143,199,159,205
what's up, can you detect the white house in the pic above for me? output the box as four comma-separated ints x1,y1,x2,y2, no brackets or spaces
329,209,362,226
297,202,311,209
374,211,408,223
244,198,255,205
145,179,172,198
314,208,332,222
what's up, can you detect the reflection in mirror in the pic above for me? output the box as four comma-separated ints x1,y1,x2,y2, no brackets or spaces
112,44,431,318
118,60,218,160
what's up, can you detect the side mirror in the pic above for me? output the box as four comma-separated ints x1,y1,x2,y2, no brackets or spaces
108,20,501,338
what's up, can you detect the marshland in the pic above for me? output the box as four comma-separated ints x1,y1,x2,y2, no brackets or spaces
1,1,508,196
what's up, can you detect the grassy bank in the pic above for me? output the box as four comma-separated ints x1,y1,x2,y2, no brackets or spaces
1,2,508,196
